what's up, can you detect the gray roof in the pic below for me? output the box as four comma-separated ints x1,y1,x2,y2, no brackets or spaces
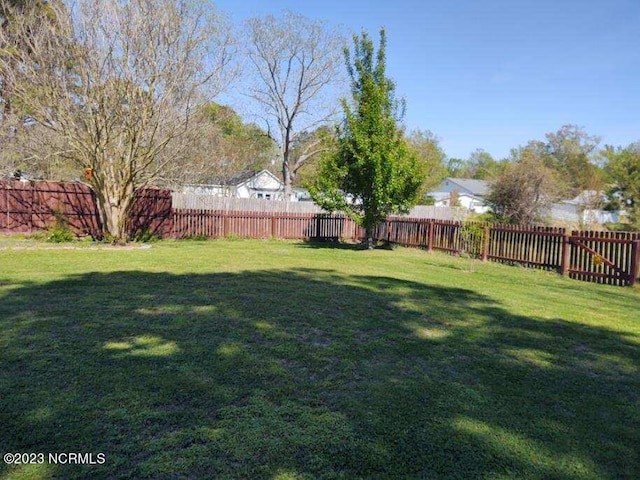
199,169,281,187
446,178,490,196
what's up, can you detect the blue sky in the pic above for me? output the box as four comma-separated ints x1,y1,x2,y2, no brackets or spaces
214,0,640,160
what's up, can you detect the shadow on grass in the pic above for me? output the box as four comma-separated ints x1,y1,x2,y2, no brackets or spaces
298,240,364,250
0,269,638,479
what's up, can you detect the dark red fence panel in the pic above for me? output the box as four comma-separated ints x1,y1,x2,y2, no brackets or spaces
128,188,172,239
0,181,101,236
568,230,640,286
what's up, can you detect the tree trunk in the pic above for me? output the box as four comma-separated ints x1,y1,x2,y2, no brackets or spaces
1,62,13,118
95,183,134,243
283,161,293,200
99,201,130,243
363,225,374,250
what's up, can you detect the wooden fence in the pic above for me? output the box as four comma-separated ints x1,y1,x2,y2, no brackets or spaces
2,181,639,287
0,181,101,236
170,210,640,286
0,181,170,239
171,210,362,241
377,218,640,287
171,192,461,219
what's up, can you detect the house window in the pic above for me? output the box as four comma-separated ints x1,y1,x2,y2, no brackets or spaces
265,194,272,200
257,193,263,199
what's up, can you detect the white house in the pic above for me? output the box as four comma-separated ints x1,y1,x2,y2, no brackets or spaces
550,191,620,225
429,178,491,214
183,170,289,200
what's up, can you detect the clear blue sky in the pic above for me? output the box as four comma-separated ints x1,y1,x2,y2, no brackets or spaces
214,0,640,160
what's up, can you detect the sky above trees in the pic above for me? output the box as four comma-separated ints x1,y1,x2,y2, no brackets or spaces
216,0,640,160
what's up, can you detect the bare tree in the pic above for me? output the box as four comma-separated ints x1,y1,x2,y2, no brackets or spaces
486,144,563,225
245,11,344,199
0,0,234,240
169,104,277,191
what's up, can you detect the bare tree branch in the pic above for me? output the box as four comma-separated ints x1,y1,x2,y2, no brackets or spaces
244,11,344,198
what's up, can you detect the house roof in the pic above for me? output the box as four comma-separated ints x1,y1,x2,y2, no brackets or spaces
429,192,451,201
567,190,606,205
446,178,490,196
227,170,260,185
195,169,283,187
234,169,282,188
432,192,485,203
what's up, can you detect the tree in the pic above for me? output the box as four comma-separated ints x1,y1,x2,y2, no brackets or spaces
0,0,60,176
0,0,233,241
545,124,603,196
602,143,640,228
245,11,344,199
446,157,466,177
486,144,562,225
185,103,276,187
310,29,424,249
0,121,73,180
291,126,335,188
406,129,447,194
164,103,277,192
465,149,505,180
443,149,505,180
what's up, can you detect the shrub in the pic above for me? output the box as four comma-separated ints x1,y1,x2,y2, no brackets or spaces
133,228,161,243
46,211,75,243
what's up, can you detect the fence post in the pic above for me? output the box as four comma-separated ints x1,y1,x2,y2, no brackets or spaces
29,182,34,233
271,214,277,238
427,220,434,251
560,234,570,276
223,210,229,237
481,225,490,261
629,240,640,287
5,183,9,229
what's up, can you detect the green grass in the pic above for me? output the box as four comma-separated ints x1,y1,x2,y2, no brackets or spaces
0,239,638,479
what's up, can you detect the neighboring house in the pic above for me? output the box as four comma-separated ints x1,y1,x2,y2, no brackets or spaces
550,191,620,225
429,178,491,214
293,187,313,202
183,170,289,201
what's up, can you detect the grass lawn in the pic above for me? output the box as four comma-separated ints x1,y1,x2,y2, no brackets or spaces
0,238,638,479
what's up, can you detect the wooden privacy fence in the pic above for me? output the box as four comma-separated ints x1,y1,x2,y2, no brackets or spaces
377,218,640,287
172,193,461,220
170,210,640,286
1,181,639,287
0,181,171,238
0,181,101,236
172,210,363,241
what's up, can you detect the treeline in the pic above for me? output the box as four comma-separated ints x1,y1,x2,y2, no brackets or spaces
404,124,639,229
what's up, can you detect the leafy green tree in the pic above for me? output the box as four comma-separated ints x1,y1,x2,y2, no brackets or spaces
406,129,447,194
310,29,424,249
292,126,336,188
545,125,603,196
602,143,640,228
446,157,466,177
203,103,276,171
465,148,505,180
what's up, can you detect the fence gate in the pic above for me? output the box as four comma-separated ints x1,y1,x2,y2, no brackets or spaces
567,231,640,286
